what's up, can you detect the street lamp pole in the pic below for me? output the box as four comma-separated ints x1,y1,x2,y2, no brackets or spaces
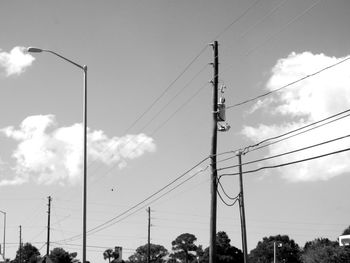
0,210,6,261
27,47,88,263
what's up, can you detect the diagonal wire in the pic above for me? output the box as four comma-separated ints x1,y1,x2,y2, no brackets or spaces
226,56,350,110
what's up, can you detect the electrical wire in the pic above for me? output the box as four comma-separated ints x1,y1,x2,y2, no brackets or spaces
247,113,350,154
222,0,322,82
243,110,350,154
86,0,264,179
215,108,350,159
84,165,210,238
139,64,209,132
56,166,208,243
150,81,210,135
226,55,350,110
53,157,209,243
211,0,263,41
217,133,350,172
228,0,288,44
217,188,240,207
89,80,209,185
219,146,350,178
217,178,239,200
87,46,209,171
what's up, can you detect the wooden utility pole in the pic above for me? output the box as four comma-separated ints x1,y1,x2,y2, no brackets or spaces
238,152,248,263
209,40,219,263
19,225,22,263
147,207,151,263
47,196,52,256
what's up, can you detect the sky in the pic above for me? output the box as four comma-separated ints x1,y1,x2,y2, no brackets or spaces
1,0,350,262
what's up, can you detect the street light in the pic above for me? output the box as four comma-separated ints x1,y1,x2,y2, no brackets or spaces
0,210,6,261
27,47,88,263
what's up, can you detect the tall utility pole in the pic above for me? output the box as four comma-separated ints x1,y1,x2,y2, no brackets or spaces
19,225,22,263
147,207,151,263
209,40,219,263
47,196,52,256
238,152,248,263
0,210,6,261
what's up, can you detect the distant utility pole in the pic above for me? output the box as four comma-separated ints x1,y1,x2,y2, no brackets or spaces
19,225,22,263
47,196,52,256
238,152,248,263
209,40,219,263
0,210,6,261
147,207,151,263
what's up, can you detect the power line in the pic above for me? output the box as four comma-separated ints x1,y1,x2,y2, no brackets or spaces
211,0,263,41
217,178,239,201
217,133,350,172
226,0,288,45
215,108,350,160
139,64,209,132
219,146,350,178
226,55,350,110
85,165,209,238
54,157,209,243
216,189,239,207
150,81,209,135
225,0,322,75
247,113,350,154
86,0,264,181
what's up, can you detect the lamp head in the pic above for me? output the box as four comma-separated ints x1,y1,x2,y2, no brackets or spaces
27,47,43,53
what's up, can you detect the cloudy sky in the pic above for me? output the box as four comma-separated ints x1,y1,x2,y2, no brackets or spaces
1,0,350,262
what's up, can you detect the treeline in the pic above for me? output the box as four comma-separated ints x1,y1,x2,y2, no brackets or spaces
9,225,350,263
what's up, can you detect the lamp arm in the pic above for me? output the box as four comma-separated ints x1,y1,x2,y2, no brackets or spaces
43,50,85,70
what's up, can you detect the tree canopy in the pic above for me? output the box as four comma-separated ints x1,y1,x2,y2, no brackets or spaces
201,231,243,263
342,225,350,235
128,243,168,263
11,243,40,263
170,233,198,263
103,248,119,263
249,234,302,263
49,247,79,263
302,238,350,263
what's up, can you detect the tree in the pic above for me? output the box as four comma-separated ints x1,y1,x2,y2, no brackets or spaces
302,238,350,263
249,234,301,263
103,248,120,263
49,247,79,263
170,233,198,263
342,225,350,235
128,243,168,263
12,243,40,263
201,231,243,263
103,249,113,263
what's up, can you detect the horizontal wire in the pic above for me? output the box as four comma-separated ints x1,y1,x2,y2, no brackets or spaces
219,146,350,177
217,133,350,172
248,113,350,154
215,108,350,159
244,110,350,154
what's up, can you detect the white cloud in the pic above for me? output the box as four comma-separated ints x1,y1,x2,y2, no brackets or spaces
0,46,35,76
0,115,156,186
242,52,350,182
